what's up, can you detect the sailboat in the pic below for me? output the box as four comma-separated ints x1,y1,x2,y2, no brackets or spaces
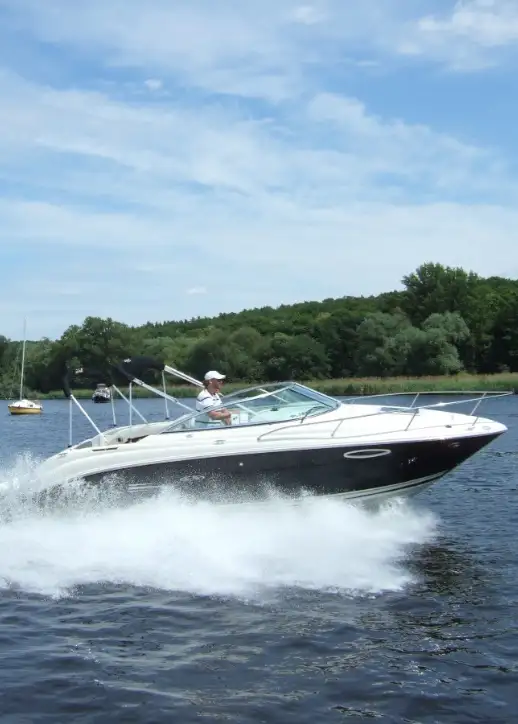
7,319,43,415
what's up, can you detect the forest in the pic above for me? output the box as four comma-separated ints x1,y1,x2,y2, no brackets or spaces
1,262,518,397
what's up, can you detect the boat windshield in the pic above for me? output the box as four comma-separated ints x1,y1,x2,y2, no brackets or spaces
161,382,339,434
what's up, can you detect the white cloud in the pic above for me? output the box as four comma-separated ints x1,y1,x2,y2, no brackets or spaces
0,1,442,99
0,69,509,206
419,0,518,47
0,0,307,101
0,1,517,339
306,92,506,196
291,4,327,25
401,0,518,68
3,1,518,84
144,78,163,91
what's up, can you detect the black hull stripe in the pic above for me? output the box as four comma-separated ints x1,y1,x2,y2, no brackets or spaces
76,433,500,500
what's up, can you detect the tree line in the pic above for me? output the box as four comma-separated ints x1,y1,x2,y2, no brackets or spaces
1,262,518,396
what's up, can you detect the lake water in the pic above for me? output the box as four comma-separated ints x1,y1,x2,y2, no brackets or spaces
0,395,517,722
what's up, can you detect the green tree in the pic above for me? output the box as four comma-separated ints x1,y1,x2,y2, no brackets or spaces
55,316,135,381
260,333,330,381
399,327,464,376
489,291,518,371
422,311,470,345
3,261,518,393
355,312,412,376
311,310,365,377
0,335,9,365
402,262,481,326
186,331,263,382
22,338,57,392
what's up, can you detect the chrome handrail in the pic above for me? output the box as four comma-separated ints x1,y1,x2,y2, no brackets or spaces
256,390,512,442
340,389,511,404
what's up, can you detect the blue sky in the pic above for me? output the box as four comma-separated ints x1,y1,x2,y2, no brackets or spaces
1,0,518,340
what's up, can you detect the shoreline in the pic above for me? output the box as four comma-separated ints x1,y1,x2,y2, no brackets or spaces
26,372,518,400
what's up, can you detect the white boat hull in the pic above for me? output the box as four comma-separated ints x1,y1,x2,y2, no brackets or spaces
30,357,509,509
33,407,505,506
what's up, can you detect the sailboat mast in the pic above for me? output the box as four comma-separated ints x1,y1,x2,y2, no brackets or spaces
20,317,27,400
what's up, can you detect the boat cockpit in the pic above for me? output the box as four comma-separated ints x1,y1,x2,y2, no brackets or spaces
161,382,340,433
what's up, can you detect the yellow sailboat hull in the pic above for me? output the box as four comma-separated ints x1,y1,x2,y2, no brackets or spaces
8,402,43,415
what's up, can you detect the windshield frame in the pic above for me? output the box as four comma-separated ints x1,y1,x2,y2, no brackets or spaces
160,382,340,434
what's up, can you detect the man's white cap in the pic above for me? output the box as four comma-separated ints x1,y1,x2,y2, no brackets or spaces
204,370,226,381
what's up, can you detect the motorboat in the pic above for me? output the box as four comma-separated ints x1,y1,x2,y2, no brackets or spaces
92,383,111,403
31,356,510,506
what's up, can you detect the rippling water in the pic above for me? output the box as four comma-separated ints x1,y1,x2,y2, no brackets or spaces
0,396,517,722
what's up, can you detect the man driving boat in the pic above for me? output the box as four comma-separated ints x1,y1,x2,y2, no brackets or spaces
195,370,232,425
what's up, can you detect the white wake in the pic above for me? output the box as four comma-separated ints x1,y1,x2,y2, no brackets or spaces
0,455,438,601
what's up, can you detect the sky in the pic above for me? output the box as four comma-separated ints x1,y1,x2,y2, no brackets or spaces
1,0,518,340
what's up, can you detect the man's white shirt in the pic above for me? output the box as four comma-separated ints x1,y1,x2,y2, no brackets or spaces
196,389,223,412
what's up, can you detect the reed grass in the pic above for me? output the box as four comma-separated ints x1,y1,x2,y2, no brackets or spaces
310,373,518,396
34,372,518,400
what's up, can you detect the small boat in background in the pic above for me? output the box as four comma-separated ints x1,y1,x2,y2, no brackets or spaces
7,319,43,416
92,383,111,403
8,398,43,415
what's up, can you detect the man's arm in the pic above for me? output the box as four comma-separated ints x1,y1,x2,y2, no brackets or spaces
207,407,232,425
197,394,232,425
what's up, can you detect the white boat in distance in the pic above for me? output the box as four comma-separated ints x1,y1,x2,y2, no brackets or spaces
31,356,510,507
92,383,111,403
